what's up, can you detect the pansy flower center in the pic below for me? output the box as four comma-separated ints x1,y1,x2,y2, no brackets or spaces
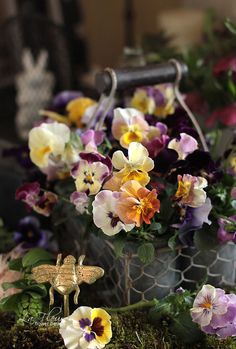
83,170,94,185
123,124,143,144
108,212,120,228
136,197,153,215
175,180,193,200
37,145,52,158
91,317,104,337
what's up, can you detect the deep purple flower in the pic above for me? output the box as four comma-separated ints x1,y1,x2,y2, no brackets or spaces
166,150,221,183
154,148,178,174
79,152,112,173
177,198,212,246
14,216,48,248
15,182,41,207
217,216,236,244
52,91,82,110
164,109,198,139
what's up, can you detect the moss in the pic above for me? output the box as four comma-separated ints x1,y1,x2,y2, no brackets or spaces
0,311,236,349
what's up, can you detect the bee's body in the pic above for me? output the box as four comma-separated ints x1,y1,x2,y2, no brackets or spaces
32,254,104,316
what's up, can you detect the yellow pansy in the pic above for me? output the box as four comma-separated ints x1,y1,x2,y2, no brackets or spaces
67,97,96,128
104,142,154,190
29,122,70,168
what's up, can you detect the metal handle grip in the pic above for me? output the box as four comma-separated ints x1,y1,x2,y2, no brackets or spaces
95,61,188,94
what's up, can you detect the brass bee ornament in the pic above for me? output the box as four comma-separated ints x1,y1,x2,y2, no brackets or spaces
32,254,104,317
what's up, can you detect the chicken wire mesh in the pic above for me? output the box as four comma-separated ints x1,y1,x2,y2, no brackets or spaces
87,235,236,307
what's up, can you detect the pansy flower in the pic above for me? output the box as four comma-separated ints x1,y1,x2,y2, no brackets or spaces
15,182,40,208
29,122,70,168
168,133,198,160
116,180,160,227
191,284,228,327
66,97,97,128
70,192,89,214
81,130,105,152
59,306,112,349
131,85,175,118
112,108,149,149
104,142,154,191
33,191,58,217
72,160,110,195
93,190,134,235
174,174,208,208
217,216,236,244
15,182,58,216
176,198,212,245
14,216,48,248
131,88,156,114
142,122,169,158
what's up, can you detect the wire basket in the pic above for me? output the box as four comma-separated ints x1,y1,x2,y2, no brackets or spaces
87,234,236,307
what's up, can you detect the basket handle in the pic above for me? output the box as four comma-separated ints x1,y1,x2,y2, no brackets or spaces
95,61,188,94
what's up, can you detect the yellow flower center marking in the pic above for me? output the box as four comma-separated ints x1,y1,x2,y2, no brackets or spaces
175,180,192,200
201,301,212,309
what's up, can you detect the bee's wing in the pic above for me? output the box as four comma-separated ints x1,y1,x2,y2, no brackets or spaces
32,264,57,283
76,266,104,285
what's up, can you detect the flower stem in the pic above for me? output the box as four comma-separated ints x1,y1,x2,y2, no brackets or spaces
105,299,157,313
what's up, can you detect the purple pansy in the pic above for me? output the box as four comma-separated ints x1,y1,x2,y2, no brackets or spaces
177,198,212,245
15,182,41,207
16,182,58,217
70,191,89,214
79,151,112,173
217,216,236,244
14,216,48,248
191,285,236,339
81,129,105,152
191,285,228,327
52,91,82,110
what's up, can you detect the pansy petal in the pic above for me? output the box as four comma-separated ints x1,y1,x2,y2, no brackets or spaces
112,151,128,170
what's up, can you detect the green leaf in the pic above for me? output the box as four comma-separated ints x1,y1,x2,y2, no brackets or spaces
22,248,53,268
149,222,162,232
137,243,155,265
194,225,219,251
148,301,171,323
2,279,28,291
225,18,236,35
168,231,178,250
24,284,48,297
8,257,23,271
170,312,204,344
113,237,125,258
0,293,22,312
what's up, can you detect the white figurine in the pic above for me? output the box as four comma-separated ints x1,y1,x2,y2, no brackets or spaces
15,49,55,141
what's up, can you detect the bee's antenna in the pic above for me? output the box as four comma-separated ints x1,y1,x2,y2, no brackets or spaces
78,255,86,265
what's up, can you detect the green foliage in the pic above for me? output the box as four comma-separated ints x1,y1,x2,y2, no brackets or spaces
149,290,204,344
137,243,155,265
0,248,53,319
22,248,53,268
194,222,219,251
